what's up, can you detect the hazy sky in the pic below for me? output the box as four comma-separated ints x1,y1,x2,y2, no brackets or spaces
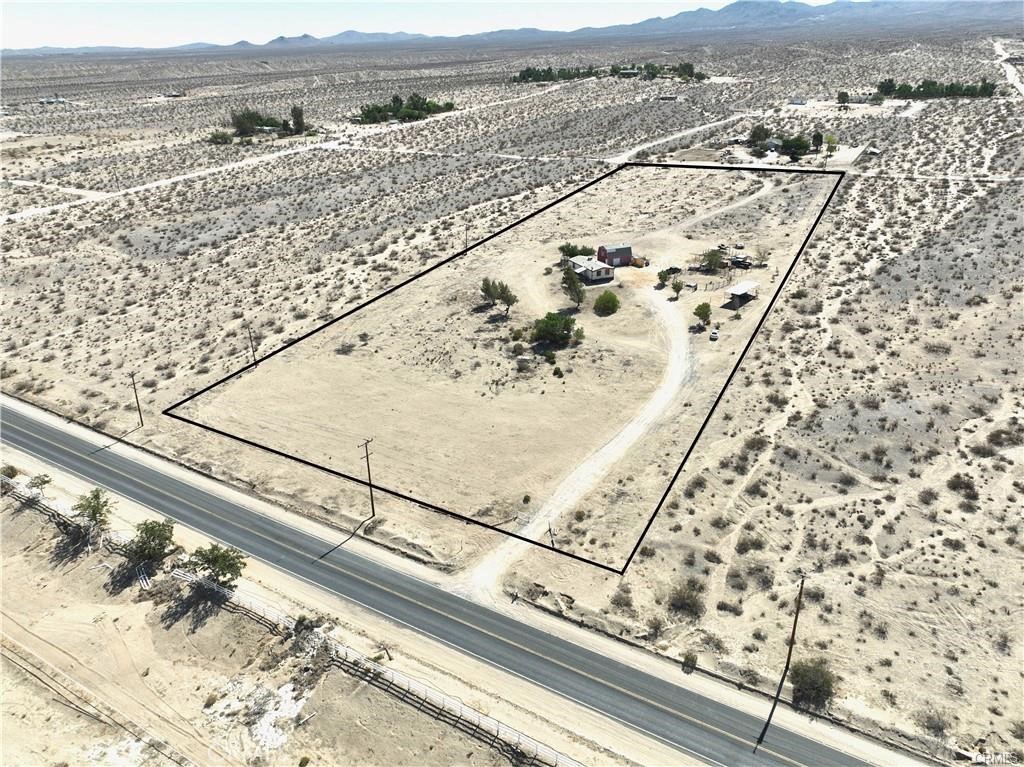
2,0,826,49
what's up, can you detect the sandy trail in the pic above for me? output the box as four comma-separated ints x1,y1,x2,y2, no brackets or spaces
459,285,692,598
457,173,775,599
2,83,571,224
5,178,110,200
603,113,749,164
994,40,1024,97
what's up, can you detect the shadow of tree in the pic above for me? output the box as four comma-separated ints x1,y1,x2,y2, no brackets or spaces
105,560,143,596
49,527,89,568
159,584,228,634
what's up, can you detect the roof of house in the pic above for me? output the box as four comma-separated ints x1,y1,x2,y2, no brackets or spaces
570,255,612,272
726,280,760,296
602,243,632,254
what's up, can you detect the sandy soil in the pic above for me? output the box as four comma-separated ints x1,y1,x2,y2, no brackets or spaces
2,32,1022,758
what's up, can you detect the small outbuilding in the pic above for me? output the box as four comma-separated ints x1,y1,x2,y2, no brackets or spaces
765,137,783,152
725,280,760,307
597,243,634,267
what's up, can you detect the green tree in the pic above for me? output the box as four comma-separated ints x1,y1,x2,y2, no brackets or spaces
657,268,672,287
789,657,838,709
561,268,585,309
290,104,305,134
824,134,838,156
72,488,113,532
700,248,726,272
531,313,576,347
128,518,175,563
27,474,52,492
481,277,498,306
837,91,850,105
878,78,896,97
188,544,247,586
749,123,770,145
593,290,620,316
496,282,518,316
811,131,823,153
671,280,684,300
694,302,712,326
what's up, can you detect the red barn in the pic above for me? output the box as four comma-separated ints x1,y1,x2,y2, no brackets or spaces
597,244,634,267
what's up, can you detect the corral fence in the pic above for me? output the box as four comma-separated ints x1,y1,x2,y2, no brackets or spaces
1,478,578,766
170,568,579,767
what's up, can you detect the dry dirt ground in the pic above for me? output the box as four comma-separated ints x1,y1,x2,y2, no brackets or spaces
1,497,515,767
2,34,1023,758
174,163,835,567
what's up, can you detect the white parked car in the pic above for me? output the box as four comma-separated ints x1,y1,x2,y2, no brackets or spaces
709,328,720,341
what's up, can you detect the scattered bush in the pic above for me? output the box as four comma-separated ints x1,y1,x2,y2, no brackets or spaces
789,657,837,709
593,290,620,316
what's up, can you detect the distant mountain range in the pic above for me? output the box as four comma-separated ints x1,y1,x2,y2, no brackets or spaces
4,0,1019,55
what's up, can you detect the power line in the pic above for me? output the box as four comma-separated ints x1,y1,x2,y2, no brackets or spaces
757,573,802,749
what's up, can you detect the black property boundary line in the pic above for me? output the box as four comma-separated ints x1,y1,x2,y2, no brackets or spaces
164,161,845,576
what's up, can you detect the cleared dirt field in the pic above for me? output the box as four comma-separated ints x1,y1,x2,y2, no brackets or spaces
174,164,837,566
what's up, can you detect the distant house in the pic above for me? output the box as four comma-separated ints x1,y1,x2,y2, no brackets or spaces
569,256,614,283
848,94,869,104
788,96,807,105
597,244,633,267
617,69,640,78
657,94,678,101
727,135,747,145
765,137,783,152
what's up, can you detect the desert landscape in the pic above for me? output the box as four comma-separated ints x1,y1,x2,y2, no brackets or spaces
2,4,1022,765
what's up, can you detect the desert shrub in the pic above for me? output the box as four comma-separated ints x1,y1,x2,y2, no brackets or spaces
593,290,620,316
668,577,705,620
1,465,16,479
646,615,665,638
735,535,765,555
946,473,979,500
789,657,837,709
918,488,939,505
681,650,698,672
716,600,744,615
208,130,233,145
915,707,951,737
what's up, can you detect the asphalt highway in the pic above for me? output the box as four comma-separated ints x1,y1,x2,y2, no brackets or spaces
1,403,875,767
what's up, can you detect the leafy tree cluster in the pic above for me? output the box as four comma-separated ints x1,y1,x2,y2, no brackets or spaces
746,124,812,158
531,313,576,347
127,518,175,564
611,62,707,80
229,104,309,137
187,543,247,586
480,277,519,315
512,66,596,83
876,77,996,100
359,93,455,124
558,242,595,260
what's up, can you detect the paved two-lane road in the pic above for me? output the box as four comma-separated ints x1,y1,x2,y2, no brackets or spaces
1,402,874,767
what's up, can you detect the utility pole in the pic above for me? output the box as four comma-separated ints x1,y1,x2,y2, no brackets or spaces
246,325,258,367
314,437,375,562
359,437,376,521
754,575,805,752
548,523,555,547
128,372,143,427
464,224,469,252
